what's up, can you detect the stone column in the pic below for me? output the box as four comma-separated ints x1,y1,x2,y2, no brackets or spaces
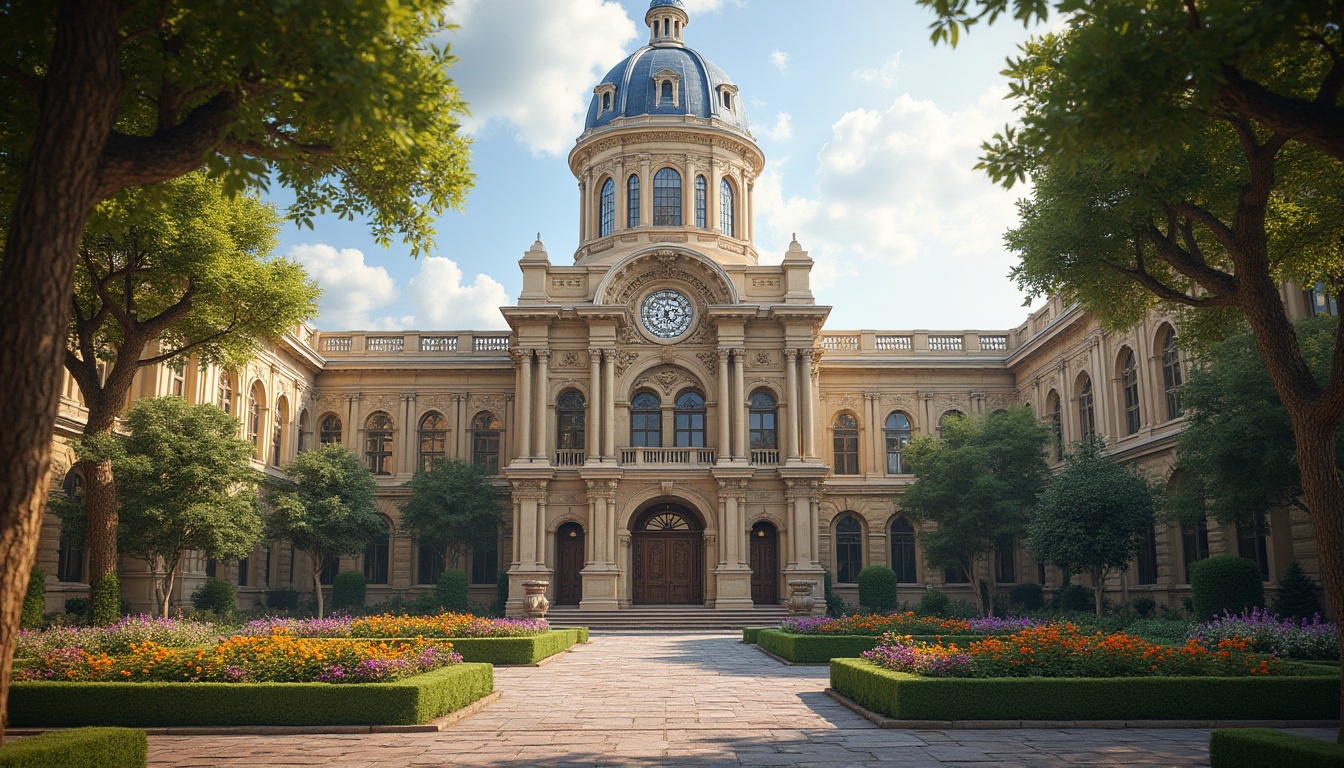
578,178,588,243
866,392,881,475
639,154,651,226
799,349,816,459
346,394,362,452
400,393,416,476
533,350,550,460
602,349,616,458
716,349,731,461
587,348,602,460
683,158,695,225
732,348,747,460
784,349,800,460
587,481,606,566
516,350,533,459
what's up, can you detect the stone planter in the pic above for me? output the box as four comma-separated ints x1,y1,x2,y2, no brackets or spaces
786,580,816,616
522,580,551,619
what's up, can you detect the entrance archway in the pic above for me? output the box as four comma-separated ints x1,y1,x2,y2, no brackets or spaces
556,522,584,605
749,521,779,604
631,502,704,605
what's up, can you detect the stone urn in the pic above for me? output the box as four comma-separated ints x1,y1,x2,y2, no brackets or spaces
522,580,551,619
786,580,816,616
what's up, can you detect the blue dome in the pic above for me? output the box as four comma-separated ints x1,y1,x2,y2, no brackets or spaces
583,46,748,134
648,0,685,8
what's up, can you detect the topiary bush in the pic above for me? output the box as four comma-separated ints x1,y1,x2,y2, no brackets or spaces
857,566,899,613
266,587,300,611
331,570,367,611
190,577,236,615
89,572,121,626
1272,561,1323,620
436,569,469,612
917,588,952,617
1191,555,1265,621
0,726,147,768
1052,583,1094,613
22,567,45,630
1008,583,1044,611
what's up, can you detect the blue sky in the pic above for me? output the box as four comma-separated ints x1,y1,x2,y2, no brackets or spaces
273,0,1045,332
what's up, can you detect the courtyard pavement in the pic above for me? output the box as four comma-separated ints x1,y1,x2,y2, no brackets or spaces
146,633,1331,767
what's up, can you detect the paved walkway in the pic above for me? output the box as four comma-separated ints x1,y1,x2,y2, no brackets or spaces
146,633,1331,767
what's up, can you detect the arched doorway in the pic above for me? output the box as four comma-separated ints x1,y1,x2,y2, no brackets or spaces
556,522,585,605
631,502,704,605
749,521,779,604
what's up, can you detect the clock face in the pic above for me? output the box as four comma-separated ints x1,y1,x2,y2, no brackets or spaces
640,289,694,339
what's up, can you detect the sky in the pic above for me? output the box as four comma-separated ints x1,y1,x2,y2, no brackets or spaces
272,0,1048,332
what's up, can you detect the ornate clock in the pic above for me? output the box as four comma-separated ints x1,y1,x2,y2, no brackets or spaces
640,289,694,339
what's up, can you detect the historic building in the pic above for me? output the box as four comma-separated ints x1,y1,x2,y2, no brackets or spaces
36,0,1335,616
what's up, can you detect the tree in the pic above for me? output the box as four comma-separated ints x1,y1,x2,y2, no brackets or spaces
900,408,1051,614
1027,437,1159,616
401,459,504,572
264,445,384,618
65,172,317,625
0,0,470,739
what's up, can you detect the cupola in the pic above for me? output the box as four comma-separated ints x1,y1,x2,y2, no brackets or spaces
646,0,688,46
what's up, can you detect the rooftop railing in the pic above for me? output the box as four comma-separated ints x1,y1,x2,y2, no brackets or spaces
817,331,1017,355
313,332,512,357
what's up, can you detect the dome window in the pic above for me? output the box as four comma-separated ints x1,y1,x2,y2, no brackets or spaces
716,84,739,115
652,69,681,108
594,84,617,118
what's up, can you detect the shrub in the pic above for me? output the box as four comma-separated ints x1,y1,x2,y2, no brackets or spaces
1131,596,1156,618
331,571,367,611
1052,583,1094,613
1008,583,1045,611
89,572,121,626
1191,555,1264,620
494,570,509,616
823,571,848,618
1209,728,1344,768
857,566,899,613
64,598,89,616
266,587,300,611
1125,618,1194,644
0,726,147,768
1272,561,1323,621
436,569,469,612
190,577,236,615
917,588,952,617
22,568,45,631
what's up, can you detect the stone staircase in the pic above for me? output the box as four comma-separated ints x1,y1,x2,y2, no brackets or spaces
545,604,790,632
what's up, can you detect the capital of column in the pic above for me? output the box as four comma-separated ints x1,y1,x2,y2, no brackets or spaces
799,348,816,361
588,347,605,359
730,347,747,360
535,350,551,362
585,478,619,501
784,348,799,362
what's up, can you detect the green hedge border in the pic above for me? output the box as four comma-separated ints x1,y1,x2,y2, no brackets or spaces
757,630,985,664
10,663,493,728
1210,728,1344,767
447,628,585,665
0,727,146,768
830,658,1341,721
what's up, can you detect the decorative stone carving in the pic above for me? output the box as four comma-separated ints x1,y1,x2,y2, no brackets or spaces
696,351,719,374
560,351,582,368
786,581,817,616
522,581,550,619
614,351,640,375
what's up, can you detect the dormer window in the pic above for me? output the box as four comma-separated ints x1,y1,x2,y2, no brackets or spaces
661,81,673,104
717,84,738,115
652,69,681,108
594,83,617,118
603,92,611,111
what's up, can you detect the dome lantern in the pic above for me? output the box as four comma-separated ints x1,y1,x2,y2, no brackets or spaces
646,0,688,46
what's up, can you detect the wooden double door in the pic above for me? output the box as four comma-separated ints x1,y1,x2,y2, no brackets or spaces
749,522,779,604
632,533,704,604
556,522,584,605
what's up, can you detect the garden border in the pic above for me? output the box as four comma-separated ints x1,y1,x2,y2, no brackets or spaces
756,629,985,664
1209,727,1344,767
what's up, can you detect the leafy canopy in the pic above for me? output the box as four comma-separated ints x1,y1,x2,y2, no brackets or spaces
265,444,385,570
401,459,503,570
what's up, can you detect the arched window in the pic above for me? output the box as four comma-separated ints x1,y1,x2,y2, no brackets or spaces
1136,524,1158,585
995,535,1017,583
937,410,964,438
601,91,611,111
1182,517,1210,583
1237,524,1270,580
297,409,309,453
630,392,661,447
364,412,394,475
471,539,499,585
319,414,342,446
247,384,264,452
1122,349,1141,435
890,516,916,583
660,79,674,104
719,178,735,236
885,412,912,474
833,413,859,475
417,541,444,585
1046,390,1062,457
834,515,863,583
419,412,448,472
58,471,85,583
627,174,640,228
598,177,615,237
364,518,391,585
748,391,778,450
694,175,707,228
271,396,287,467
653,168,682,226
217,372,234,414
556,392,586,450
472,412,502,475
1161,328,1184,419
1077,375,1095,438
674,391,706,447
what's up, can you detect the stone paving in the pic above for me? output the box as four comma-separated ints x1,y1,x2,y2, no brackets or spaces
146,633,1332,767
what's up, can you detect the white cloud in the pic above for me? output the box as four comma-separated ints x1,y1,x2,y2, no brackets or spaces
444,0,637,155
852,53,902,88
406,257,512,330
769,50,790,73
762,112,793,142
288,244,401,330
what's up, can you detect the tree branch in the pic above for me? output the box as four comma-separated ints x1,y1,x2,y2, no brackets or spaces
1216,66,1344,163
1144,220,1239,298
1100,241,1234,308
96,89,240,197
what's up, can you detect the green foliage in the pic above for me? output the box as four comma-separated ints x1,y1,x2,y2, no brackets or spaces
0,727,146,768
494,571,510,617
917,588,953,618
89,572,121,627
266,588,300,611
436,570,470,613
1052,584,1095,613
822,570,849,618
446,630,583,665
401,459,503,571
21,568,45,631
1131,596,1157,619
331,571,367,611
8,664,494,728
1008,583,1045,611
1191,556,1266,621
1209,728,1344,768
190,578,236,615
1273,561,1324,621
857,566,899,614
830,658,1340,721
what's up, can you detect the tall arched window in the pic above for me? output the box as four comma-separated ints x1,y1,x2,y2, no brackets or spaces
556,392,586,450
653,168,682,226
1136,524,1158,585
217,372,234,414
1122,349,1141,435
1077,375,1095,438
1161,328,1183,419
247,384,264,452
419,412,448,472
833,413,859,475
271,396,287,467
1046,390,1062,456
297,409,309,453
58,471,85,583
748,391,778,450
598,177,615,237
885,412,912,474
694,175,707,228
719,178,735,236
835,515,863,583
319,414,342,445
364,412,394,475
660,79,674,104
937,410,964,438
630,392,662,447
674,391,707,447
472,412,502,475
627,174,641,228
364,517,391,585
890,516,916,583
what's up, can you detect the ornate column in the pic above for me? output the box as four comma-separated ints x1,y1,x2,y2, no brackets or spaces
866,392,881,475
732,348,747,460
533,350,550,460
716,349,730,461
638,154,651,226
602,348,616,458
784,349,800,460
516,349,533,460
345,394,361,452
587,480,606,566
799,349,816,459
580,478,620,610
587,348,602,460
712,474,754,609
400,393,417,476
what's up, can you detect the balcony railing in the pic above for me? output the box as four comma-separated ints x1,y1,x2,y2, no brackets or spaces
750,449,781,466
817,331,1017,355
618,447,717,467
309,332,512,358
554,449,586,467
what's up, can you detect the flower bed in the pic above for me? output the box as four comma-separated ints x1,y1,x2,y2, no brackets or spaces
757,629,986,664
17,615,218,657
1194,609,1339,661
779,612,1033,637
237,612,548,639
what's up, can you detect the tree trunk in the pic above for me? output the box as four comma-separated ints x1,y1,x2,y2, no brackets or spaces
312,559,325,618
0,0,125,744
1092,565,1105,617
80,455,119,624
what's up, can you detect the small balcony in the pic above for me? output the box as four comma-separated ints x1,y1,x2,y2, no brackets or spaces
618,447,717,468
554,449,586,467
750,449,781,466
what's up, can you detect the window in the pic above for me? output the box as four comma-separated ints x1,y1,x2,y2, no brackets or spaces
170,368,185,397
271,420,283,467
944,561,970,584
832,413,859,475
319,558,338,585
660,79,673,104
1122,349,1141,435
719,178,734,236
601,91,611,112
1077,375,1095,438
723,91,732,111
627,174,640,228
364,413,394,475
630,392,662,447
237,556,249,587
364,524,390,585
1307,281,1339,317
1182,518,1210,583
834,515,863,583
890,516,917,583
319,414,342,445
748,391,778,450
419,413,448,472
1238,525,1270,581
472,412,502,474
674,391,706,447
937,410,964,438
694,175,707,228
598,178,615,237
57,471,85,582
297,410,309,453
1046,390,1063,457
1161,328,1184,419
995,536,1017,583
206,558,217,578
217,373,233,414
471,541,499,585
556,392,586,451
417,543,444,585
1136,525,1159,585
247,386,262,451
653,168,682,226
885,412,912,474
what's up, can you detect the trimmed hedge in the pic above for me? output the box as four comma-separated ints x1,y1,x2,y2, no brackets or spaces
1191,555,1265,620
757,630,986,664
9,663,493,728
742,627,766,644
857,566,899,613
1209,728,1344,768
448,629,584,665
830,658,1340,721
0,727,147,768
